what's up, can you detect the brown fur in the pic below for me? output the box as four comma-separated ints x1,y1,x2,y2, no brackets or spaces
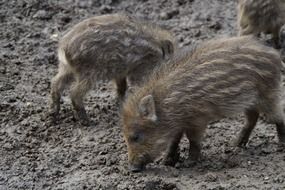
122,36,285,172
279,25,285,59
238,0,285,47
48,13,176,125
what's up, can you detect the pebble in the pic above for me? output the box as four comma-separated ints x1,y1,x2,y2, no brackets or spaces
3,142,13,150
50,34,59,41
209,21,222,30
172,170,179,177
33,10,52,20
159,9,180,20
88,136,95,141
205,172,218,182
177,0,187,6
159,12,169,20
100,5,113,14
194,30,201,37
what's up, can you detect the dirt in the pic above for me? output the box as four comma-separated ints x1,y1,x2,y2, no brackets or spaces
1,0,285,189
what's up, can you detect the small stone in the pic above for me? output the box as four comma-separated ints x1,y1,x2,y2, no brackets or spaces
33,10,52,20
50,34,59,41
177,0,187,6
88,137,95,141
209,21,222,30
100,5,113,14
78,1,92,8
194,30,201,37
26,102,32,107
261,147,272,154
205,172,218,182
8,97,16,103
178,36,184,43
172,170,179,177
273,176,284,183
99,148,108,155
159,12,169,20
167,9,180,19
97,157,106,165
3,143,13,150
160,9,179,20
60,16,71,23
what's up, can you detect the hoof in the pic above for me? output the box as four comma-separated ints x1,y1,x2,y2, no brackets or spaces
46,110,59,125
73,110,90,126
128,163,145,172
162,151,180,166
233,138,248,148
162,156,179,167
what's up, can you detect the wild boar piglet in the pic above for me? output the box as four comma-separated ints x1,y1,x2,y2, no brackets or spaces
238,0,285,47
48,13,175,125
122,36,285,172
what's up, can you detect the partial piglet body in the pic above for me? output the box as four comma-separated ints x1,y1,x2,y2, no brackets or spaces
49,13,175,125
122,36,285,172
238,0,285,47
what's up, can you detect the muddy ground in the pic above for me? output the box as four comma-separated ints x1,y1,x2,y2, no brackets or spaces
1,0,285,189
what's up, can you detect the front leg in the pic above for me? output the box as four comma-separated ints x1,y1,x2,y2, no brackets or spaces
70,76,92,126
162,131,183,166
185,126,206,165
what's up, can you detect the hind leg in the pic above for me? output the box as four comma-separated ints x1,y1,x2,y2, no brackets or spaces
70,75,92,126
49,63,73,121
272,105,285,143
235,109,259,147
266,99,285,143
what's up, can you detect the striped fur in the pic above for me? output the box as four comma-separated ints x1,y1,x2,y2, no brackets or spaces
238,0,285,47
48,13,176,126
122,36,285,171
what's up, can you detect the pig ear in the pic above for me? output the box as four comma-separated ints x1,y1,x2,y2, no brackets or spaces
161,40,174,59
139,95,157,122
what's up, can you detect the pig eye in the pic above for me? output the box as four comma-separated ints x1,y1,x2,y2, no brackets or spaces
161,40,174,59
129,133,142,143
